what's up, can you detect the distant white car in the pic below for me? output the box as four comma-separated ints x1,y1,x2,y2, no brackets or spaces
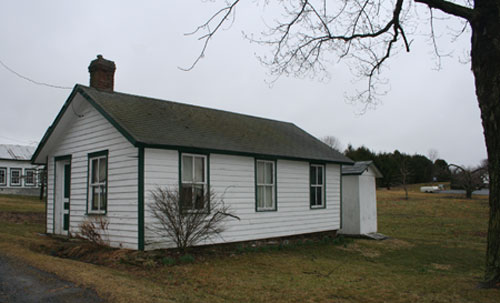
420,186,440,193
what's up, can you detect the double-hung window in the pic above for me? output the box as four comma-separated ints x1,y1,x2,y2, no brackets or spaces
10,168,21,186
310,164,325,208
0,168,6,186
88,151,108,214
180,154,207,211
25,169,35,186
256,160,276,211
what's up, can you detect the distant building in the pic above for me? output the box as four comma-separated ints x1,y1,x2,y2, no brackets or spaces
0,144,41,196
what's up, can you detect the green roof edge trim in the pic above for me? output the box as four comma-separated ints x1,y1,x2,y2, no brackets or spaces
137,143,353,165
31,87,80,164
77,87,138,147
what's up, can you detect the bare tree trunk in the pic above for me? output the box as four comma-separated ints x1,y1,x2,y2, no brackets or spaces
465,189,473,199
471,0,500,285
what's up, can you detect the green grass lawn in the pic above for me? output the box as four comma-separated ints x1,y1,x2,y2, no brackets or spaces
0,190,498,302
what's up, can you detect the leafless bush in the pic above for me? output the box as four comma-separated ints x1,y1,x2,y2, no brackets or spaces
78,216,109,246
147,187,240,251
449,163,487,199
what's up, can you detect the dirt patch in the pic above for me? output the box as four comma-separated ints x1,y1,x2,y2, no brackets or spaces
384,238,415,249
431,263,452,271
471,231,487,238
0,211,44,224
338,243,381,258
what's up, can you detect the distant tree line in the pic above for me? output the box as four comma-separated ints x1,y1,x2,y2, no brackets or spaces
344,145,448,189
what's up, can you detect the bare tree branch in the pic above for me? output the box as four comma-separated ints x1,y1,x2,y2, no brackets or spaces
180,0,241,71
414,0,475,21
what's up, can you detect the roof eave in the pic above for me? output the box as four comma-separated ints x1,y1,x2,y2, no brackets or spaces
136,141,353,165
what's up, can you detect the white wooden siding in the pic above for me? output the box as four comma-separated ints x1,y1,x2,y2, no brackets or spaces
46,95,138,249
144,151,341,250
144,148,178,249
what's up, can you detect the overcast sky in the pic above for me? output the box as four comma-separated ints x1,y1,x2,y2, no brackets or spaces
0,1,486,166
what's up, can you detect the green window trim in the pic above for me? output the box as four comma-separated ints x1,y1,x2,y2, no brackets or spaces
0,167,6,186
86,150,109,215
310,163,326,209
178,152,210,212
10,168,22,187
255,158,278,212
24,169,37,187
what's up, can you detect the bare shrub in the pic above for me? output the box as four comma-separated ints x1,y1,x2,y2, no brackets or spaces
78,216,109,246
147,187,239,251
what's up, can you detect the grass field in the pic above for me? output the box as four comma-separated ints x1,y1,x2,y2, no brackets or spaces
0,190,498,302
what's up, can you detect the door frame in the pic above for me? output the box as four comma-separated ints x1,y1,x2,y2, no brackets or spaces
53,155,72,235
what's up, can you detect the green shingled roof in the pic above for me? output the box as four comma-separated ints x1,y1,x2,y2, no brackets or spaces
77,85,352,163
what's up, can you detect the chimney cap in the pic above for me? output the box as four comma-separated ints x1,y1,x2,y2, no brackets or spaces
88,54,116,72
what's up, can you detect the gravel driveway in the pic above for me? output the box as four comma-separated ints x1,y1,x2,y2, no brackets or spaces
0,253,103,303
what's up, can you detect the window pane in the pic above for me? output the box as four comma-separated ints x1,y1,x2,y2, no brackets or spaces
193,184,205,209
317,166,323,185
0,169,5,184
180,185,193,209
100,185,107,210
182,156,193,182
194,157,204,182
92,187,99,210
310,166,316,185
265,162,273,184
257,186,264,208
316,187,322,205
92,159,99,183
265,186,273,208
257,161,264,184
99,158,107,183
12,170,20,184
311,187,317,205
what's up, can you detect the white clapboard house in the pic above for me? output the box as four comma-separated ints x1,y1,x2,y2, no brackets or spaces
32,55,353,250
0,144,41,196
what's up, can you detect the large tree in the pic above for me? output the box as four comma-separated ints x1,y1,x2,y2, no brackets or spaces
190,0,499,286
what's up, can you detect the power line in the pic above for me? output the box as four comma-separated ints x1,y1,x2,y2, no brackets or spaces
0,58,72,90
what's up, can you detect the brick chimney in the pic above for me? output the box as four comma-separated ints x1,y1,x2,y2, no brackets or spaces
88,55,116,91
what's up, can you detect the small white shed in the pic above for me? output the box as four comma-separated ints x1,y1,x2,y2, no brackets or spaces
340,161,382,236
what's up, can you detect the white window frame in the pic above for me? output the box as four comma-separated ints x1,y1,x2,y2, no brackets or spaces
88,153,108,214
25,169,36,186
0,167,6,186
180,153,208,211
310,164,325,208
10,168,22,187
256,159,276,211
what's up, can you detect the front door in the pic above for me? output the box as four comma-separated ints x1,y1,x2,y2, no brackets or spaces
54,158,71,235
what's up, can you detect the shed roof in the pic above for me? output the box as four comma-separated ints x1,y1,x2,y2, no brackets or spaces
33,85,353,164
342,161,382,177
0,144,35,161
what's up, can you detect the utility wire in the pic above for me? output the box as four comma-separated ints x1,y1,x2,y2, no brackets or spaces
0,58,72,90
